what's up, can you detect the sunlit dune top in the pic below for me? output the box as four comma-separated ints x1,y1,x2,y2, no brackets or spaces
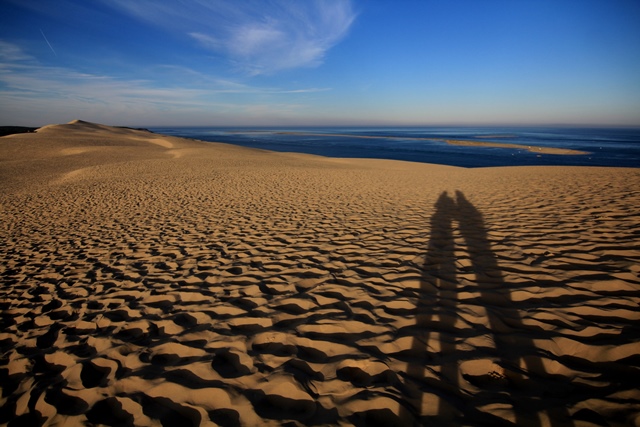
35,120,149,136
37,119,106,133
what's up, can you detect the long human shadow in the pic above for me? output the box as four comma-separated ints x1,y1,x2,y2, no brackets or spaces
403,191,573,426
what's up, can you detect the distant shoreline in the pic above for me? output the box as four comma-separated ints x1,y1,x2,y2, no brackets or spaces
275,131,590,155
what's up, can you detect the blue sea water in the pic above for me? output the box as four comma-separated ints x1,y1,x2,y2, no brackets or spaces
150,126,640,168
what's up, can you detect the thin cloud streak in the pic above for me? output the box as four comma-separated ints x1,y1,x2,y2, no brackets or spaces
143,64,332,94
39,29,57,56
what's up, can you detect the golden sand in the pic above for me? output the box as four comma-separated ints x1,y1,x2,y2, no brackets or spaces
1,120,639,426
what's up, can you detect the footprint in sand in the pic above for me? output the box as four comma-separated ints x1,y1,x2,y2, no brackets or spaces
460,359,509,389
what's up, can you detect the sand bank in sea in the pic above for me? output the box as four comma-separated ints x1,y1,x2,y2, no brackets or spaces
275,131,589,155
1,120,639,426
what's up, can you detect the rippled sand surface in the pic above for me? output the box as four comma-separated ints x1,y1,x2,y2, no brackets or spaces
1,120,639,426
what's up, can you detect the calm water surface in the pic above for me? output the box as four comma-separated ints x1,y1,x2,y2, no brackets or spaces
150,126,640,168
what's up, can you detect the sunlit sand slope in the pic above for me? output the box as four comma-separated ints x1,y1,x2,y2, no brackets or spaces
1,121,639,426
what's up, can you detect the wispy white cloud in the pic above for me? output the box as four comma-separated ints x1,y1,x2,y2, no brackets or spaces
105,0,356,74
0,41,328,125
0,41,32,61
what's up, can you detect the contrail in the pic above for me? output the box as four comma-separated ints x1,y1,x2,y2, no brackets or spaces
40,29,57,56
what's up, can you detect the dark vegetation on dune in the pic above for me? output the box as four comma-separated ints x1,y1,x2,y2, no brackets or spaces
116,126,153,133
0,126,39,137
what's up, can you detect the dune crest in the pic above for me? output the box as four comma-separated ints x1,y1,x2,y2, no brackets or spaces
1,122,639,426
37,119,110,133
37,119,146,135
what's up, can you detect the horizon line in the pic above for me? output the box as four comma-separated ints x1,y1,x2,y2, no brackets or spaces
4,120,640,129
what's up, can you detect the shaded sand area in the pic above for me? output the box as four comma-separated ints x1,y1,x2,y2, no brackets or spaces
1,120,639,426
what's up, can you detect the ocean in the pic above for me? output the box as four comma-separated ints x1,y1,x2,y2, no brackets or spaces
149,126,640,168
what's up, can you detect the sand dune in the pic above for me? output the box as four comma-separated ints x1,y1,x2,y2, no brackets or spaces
1,120,639,426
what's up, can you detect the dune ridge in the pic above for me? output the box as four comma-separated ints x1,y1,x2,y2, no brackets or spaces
1,120,639,426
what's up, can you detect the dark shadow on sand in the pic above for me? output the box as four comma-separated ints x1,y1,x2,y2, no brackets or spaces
403,191,573,426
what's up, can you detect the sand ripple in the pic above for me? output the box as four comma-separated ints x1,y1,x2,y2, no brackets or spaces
1,121,639,426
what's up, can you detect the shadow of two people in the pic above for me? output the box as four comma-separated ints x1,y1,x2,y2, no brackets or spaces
402,190,571,426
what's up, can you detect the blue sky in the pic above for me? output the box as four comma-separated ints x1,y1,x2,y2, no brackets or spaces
1,0,639,127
